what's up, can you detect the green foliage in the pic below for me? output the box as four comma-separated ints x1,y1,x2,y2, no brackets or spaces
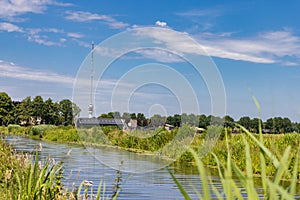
0,92,14,126
7,124,21,133
30,125,56,137
0,140,65,200
43,126,80,142
170,126,300,200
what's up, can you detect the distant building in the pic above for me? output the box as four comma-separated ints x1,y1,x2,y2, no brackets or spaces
164,124,175,131
127,119,137,130
76,118,126,129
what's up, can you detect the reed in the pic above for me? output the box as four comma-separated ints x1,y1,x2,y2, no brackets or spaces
169,126,300,199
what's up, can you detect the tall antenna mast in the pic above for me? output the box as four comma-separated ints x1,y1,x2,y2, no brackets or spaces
88,42,94,118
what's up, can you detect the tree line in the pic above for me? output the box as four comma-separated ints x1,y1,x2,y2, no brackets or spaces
99,112,300,134
1,92,299,133
0,92,80,126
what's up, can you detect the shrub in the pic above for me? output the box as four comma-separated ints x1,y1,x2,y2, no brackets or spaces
7,124,21,133
29,125,55,137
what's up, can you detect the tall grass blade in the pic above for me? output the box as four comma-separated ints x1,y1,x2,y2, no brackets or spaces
265,179,295,200
243,137,259,200
289,148,299,197
273,146,291,185
96,180,103,200
189,148,210,200
168,168,192,200
236,124,280,168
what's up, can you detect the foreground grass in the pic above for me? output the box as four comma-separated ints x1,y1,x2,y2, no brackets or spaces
170,126,300,199
0,138,66,199
0,136,120,200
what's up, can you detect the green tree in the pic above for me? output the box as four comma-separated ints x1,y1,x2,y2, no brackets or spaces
43,98,60,125
198,114,209,128
0,92,14,125
238,116,251,130
130,113,137,120
15,96,33,125
150,114,166,127
32,96,44,124
250,118,262,133
188,113,198,126
112,111,121,119
224,115,234,128
59,99,73,125
98,113,113,119
122,112,131,123
137,113,147,127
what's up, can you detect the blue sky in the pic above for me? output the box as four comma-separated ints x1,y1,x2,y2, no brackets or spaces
1,0,300,121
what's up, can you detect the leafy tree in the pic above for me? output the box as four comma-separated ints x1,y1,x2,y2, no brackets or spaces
130,113,137,120
98,113,112,119
210,115,223,126
166,114,181,127
198,114,210,128
59,99,73,125
32,96,44,123
43,98,60,125
15,96,33,125
137,113,147,127
224,115,234,128
249,118,262,133
112,111,121,119
238,116,251,130
265,118,274,133
0,92,14,125
188,113,198,126
150,114,166,127
122,112,131,123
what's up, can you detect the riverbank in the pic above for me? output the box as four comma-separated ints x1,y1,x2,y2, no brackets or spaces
0,136,67,199
1,125,300,199
1,124,300,177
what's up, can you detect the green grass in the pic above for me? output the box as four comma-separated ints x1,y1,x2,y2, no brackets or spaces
170,126,300,200
2,124,300,176
0,139,65,199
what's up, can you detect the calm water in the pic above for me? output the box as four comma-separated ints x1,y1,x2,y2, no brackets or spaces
3,135,254,199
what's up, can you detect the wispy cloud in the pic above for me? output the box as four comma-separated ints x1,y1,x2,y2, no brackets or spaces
0,60,74,85
176,8,222,18
65,10,129,29
136,49,183,63
134,27,300,65
0,22,23,32
67,32,84,39
0,23,85,46
0,0,72,21
195,30,300,65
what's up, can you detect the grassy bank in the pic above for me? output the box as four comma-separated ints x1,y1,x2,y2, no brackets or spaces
0,137,66,199
1,124,300,199
2,124,300,177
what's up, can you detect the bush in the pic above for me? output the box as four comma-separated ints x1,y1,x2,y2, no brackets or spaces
30,125,56,137
7,124,21,133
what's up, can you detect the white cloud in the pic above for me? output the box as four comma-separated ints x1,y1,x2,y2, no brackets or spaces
0,60,74,85
0,0,72,21
155,20,167,27
23,27,87,46
0,22,23,32
136,49,183,63
134,27,300,65
67,32,84,39
65,10,129,29
176,8,222,18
